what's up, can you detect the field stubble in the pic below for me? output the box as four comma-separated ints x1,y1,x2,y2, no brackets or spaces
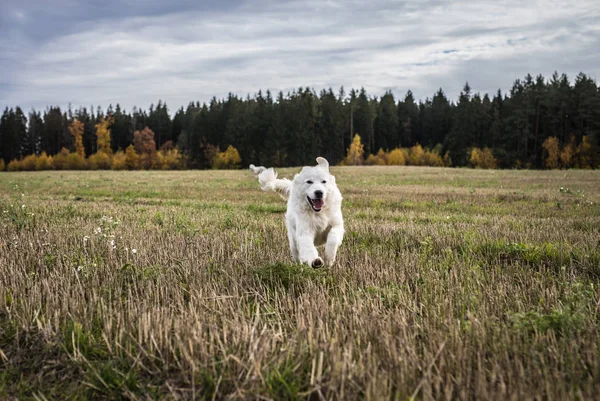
1,166,599,400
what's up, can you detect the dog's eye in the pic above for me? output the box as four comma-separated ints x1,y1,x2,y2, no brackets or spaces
322,180,327,184
306,180,313,184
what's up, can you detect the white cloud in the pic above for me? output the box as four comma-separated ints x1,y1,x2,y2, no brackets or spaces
1,0,599,113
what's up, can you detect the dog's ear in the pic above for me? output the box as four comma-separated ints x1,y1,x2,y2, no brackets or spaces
316,157,329,171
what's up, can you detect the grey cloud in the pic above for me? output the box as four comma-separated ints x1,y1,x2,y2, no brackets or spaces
1,0,599,113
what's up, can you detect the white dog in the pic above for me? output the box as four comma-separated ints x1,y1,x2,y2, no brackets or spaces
250,157,344,268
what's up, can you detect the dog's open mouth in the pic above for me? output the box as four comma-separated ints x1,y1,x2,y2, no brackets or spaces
307,196,324,212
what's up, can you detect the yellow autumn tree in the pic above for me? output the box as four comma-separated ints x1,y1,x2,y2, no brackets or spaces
35,152,53,170
212,145,242,169
542,136,560,169
470,148,482,168
576,136,592,169
95,117,113,155
365,148,387,165
342,134,364,166
7,160,20,171
161,148,183,169
19,154,37,171
559,136,576,168
422,150,444,167
0,159,5,171
443,152,452,167
88,151,111,170
482,148,497,169
111,150,126,170
374,148,388,165
470,147,497,169
69,119,85,158
125,145,139,170
52,148,70,170
65,153,86,169
408,144,425,165
387,148,406,165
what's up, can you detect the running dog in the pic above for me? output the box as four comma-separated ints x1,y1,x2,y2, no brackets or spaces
250,157,344,268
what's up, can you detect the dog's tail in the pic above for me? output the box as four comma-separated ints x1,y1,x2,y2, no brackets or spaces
257,168,292,200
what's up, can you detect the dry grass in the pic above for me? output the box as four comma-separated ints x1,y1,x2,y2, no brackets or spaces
1,166,599,400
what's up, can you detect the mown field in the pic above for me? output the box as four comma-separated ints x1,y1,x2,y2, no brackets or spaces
1,167,599,401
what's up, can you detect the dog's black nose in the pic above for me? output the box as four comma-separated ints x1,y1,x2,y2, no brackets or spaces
314,190,323,199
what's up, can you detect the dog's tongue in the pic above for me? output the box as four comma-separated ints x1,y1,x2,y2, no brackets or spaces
312,199,324,209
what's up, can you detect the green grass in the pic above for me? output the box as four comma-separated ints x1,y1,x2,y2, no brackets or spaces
1,166,600,400
252,262,335,290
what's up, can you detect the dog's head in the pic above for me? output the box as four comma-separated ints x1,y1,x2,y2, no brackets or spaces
294,157,337,213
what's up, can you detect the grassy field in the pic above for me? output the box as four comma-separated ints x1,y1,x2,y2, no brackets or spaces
1,166,599,400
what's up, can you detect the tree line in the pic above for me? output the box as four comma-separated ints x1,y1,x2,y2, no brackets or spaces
1,71,599,171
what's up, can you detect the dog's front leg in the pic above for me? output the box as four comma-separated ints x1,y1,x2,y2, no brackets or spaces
296,234,322,268
324,224,344,267
286,221,299,262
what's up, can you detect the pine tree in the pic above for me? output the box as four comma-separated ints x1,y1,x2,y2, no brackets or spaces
42,107,66,155
172,107,185,146
430,89,451,147
0,108,11,162
353,88,374,155
445,83,476,166
0,108,27,163
22,110,43,156
398,90,420,147
75,107,96,155
374,91,399,151
573,73,600,147
147,101,172,149
318,88,345,165
111,104,132,152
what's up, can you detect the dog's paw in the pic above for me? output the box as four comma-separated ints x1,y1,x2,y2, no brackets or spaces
323,251,337,267
311,257,324,269
249,164,266,176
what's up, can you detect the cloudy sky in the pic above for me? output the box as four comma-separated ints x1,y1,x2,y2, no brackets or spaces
1,0,599,114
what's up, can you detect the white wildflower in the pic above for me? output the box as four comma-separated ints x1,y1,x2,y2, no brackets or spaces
83,236,90,243
21,204,26,209
77,266,83,272
110,239,116,249
131,249,137,254
95,227,102,234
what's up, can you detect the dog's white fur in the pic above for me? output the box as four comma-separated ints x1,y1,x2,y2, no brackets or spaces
250,157,344,268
